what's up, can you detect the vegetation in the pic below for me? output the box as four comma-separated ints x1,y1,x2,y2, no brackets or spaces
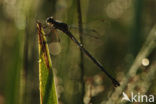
0,0,155,104
37,22,58,104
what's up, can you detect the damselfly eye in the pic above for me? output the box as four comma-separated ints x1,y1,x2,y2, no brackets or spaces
46,17,54,24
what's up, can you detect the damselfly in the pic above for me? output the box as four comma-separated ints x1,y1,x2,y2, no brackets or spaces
43,17,120,87
43,20,101,55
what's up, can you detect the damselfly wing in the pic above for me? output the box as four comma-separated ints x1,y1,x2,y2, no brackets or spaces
43,20,102,56
69,25,101,39
43,24,61,55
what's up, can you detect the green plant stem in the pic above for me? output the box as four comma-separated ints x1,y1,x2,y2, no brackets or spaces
76,0,85,103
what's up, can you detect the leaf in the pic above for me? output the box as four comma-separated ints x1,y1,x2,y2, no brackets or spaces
5,35,22,104
37,22,58,104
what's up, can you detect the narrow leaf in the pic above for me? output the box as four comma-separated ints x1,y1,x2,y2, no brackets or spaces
37,22,58,104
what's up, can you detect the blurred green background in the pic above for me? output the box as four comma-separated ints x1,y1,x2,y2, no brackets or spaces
0,0,156,104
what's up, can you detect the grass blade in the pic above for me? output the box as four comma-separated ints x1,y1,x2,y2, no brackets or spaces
37,22,58,104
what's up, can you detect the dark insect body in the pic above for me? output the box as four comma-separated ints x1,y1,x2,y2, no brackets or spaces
46,17,120,87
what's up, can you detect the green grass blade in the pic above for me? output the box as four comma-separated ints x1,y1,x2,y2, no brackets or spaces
37,22,58,104
5,34,23,104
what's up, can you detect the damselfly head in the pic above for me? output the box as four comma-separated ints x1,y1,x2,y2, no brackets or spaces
46,16,55,25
